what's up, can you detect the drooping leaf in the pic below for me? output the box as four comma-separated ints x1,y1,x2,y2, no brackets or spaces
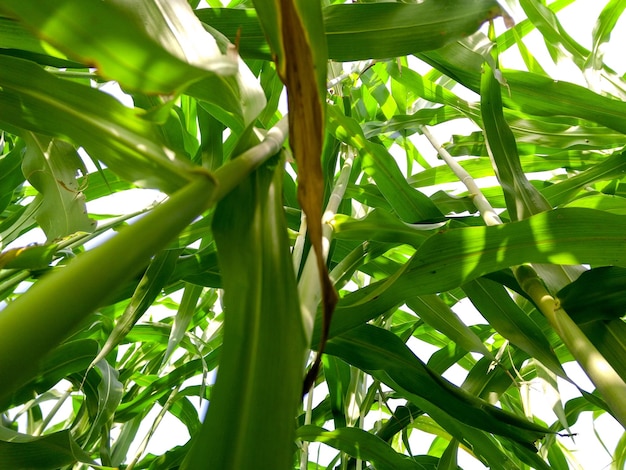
0,55,197,193
0,0,236,94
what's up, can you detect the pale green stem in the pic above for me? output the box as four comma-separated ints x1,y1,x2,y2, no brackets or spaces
515,265,626,428
292,213,307,273
419,125,502,226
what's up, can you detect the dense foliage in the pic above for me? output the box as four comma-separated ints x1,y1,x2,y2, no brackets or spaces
0,0,625,469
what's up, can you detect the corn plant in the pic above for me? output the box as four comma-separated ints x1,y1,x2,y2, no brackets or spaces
0,0,625,469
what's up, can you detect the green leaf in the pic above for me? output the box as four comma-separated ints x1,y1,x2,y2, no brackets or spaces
405,295,493,359
587,0,626,70
296,425,427,470
503,70,626,135
326,324,548,447
182,156,306,469
332,210,442,247
162,283,206,366
0,428,94,469
321,208,626,341
0,55,197,193
480,43,551,220
0,139,26,214
329,107,443,222
556,266,626,324
0,0,236,94
86,360,123,447
22,134,95,240
198,1,502,62
463,278,565,378
89,248,182,372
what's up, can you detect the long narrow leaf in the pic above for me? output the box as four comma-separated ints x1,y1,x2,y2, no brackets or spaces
0,0,236,93
182,156,306,470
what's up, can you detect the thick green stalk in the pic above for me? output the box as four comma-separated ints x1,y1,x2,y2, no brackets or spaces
515,265,626,428
0,174,216,402
0,115,291,403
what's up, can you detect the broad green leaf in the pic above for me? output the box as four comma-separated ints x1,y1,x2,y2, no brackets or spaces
564,193,626,215
198,1,501,62
182,157,306,469
326,324,548,446
320,208,626,341
0,0,236,94
541,150,626,206
188,53,267,134
503,70,626,135
22,134,95,241
296,425,426,470
324,1,501,61
587,0,626,71
0,428,94,469
0,55,197,193
463,278,565,378
0,14,80,68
